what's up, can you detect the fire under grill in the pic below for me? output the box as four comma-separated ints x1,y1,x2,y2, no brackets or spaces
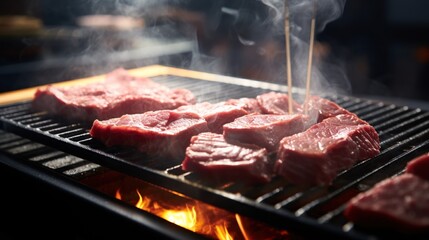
1,74,429,239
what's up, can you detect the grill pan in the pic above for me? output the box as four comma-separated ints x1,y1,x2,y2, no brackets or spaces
1,74,429,240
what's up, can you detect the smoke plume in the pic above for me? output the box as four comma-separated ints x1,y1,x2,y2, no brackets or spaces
260,0,349,100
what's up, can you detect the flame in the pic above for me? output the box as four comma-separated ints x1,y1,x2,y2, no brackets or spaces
115,189,121,199
116,189,199,232
114,187,286,240
235,214,250,240
161,205,197,231
135,189,151,210
215,223,234,240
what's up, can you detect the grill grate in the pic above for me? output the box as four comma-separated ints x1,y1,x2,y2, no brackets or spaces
1,75,429,239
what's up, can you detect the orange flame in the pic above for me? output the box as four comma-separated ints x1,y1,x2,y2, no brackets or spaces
115,189,121,200
161,205,197,231
135,189,151,211
235,214,250,240
114,187,284,240
215,223,234,240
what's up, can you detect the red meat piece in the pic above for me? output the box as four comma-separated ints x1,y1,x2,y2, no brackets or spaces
32,68,196,123
182,132,273,184
304,95,355,123
89,110,209,160
224,97,263,114
344,173,429,232
223,113,308,152
275,114,380,185
256,92,301,115
176,101,248,133
406,153,429,181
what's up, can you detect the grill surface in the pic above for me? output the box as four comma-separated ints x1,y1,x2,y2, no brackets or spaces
1,75,429,239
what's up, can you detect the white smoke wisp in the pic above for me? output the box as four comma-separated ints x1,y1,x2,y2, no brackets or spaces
76,0,349,98
260,0,349,101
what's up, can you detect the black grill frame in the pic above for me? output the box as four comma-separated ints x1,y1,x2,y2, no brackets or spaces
1,75,429,240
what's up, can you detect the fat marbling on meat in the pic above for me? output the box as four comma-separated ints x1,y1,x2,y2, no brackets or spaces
344,173,429,232
89,110,209,161
182,132,273,184
176,101,249,133
275,113,380,185
223,113,308,152
32,68,196,123
344,152,429,232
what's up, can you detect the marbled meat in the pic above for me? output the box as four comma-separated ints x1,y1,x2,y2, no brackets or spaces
176,101,248,133
223,113,308,152
344,173,429,232
32,68,196,123
182,132,273,184
304,95,354,123
275,114,380,185
256,92,301,115
89,110,209,160
224,97,263,114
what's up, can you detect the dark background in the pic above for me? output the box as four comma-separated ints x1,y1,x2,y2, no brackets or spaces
1,0,429,104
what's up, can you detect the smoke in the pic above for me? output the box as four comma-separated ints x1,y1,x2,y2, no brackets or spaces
260,0,349,100
21,0,349,96
258,0,346,39
84,0,349,99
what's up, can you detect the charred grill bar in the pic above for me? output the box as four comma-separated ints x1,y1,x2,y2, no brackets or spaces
1,69,429,239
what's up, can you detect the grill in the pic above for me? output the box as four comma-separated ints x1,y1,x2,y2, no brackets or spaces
1,73,429,239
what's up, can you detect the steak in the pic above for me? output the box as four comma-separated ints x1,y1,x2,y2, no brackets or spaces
344,173,429,232
275,114,380,185
182,132,273,184
224,97,263,114
32,68,196,123
223,113,308,152
176,101,248,133
256,92,301,115
406,153,429,181
304,95,354,124
89,110,209,160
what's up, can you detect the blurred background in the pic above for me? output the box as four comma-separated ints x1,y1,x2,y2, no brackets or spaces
1,0,429,106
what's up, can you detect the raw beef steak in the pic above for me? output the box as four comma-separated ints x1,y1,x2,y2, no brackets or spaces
406,153,429,181
275,114,380,185
32,68,196,123
224,97,263,114
89,110,209,160
303,95,354,124
176,101,248,133
182,132,273,184
256,92,301,115
344,173,429,232
223,113,308,152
